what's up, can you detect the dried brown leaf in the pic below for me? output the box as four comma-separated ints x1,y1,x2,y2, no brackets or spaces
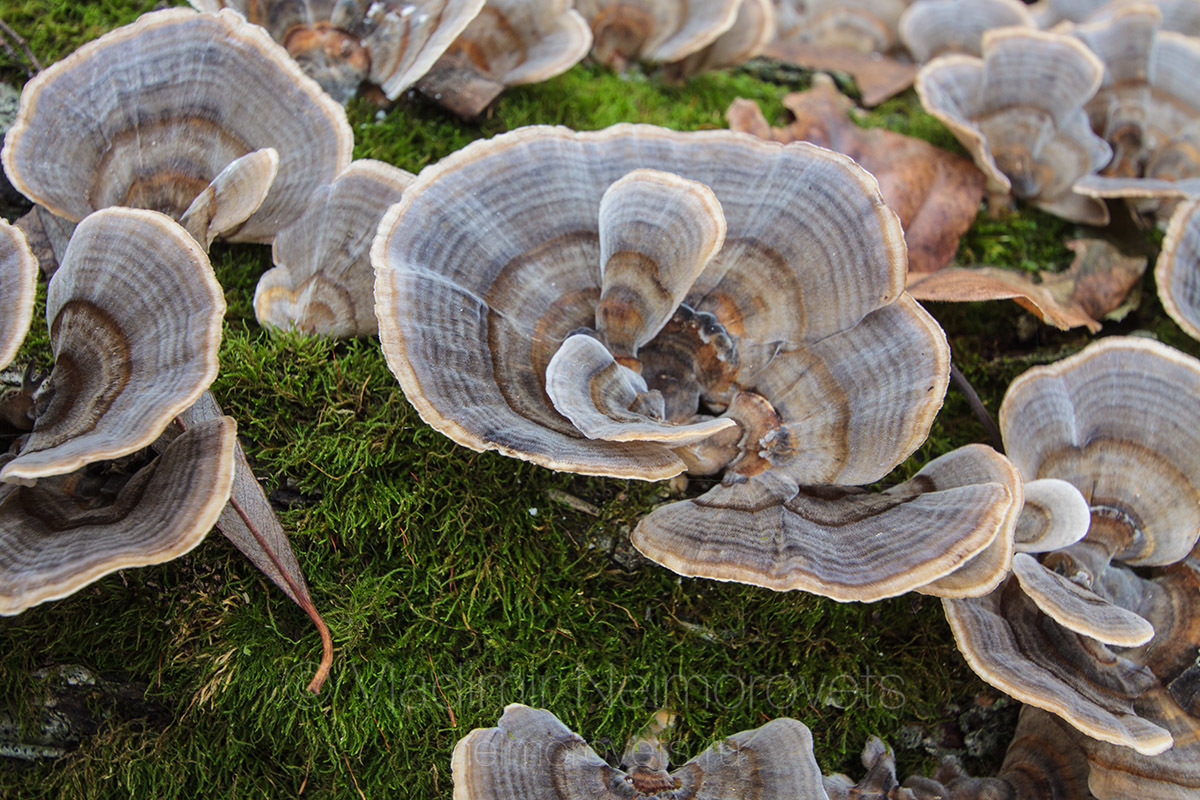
907,239,1147,332
178,391,333,693
727,78,985,274
760,41,917,106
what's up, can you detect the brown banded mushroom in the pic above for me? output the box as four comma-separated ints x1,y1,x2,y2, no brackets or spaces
451,704,828,798
373,123,1027,600
190,0,487,102
2,8,353,246
1067,5,1200,180
943,336,1200,755
664,0,776,78
255,159,414,338
899,0,1035,64
0,416,236,616
575,0,742,69
0,218,35,371
0,208,225,484
1157,197,1200,340
915,28,1113,225
1032,0,1200,32
417,0,592,118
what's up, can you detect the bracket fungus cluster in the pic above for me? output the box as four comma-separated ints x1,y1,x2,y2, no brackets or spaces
417,0,593,117
255,159,415,338
576,0,743,69
452,705,827,798
373,123,1024,602
942,337,1200,794
0,208,233,616
189,0,486,103
2,8,353,250
915,27,1113,225
899,0,1035,63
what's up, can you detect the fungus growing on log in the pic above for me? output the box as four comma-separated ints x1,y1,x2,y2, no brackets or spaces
2,8,352,245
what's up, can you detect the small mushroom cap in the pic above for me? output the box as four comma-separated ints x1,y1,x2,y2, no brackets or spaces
179,148,279,249
794,0,913,54
1014,478,1092,553
544,333,737,444
373,124,932,481
1011,552,1156,646
631,444,1020,600
0,416,236,616
667,0,776,77
2,8,353,243
576,0,742,66
1,208,225,483
1081,687,1200,799
0,218,36,371
1000,336,1200,567
256,159,414,338
362,0,489,99
1157,197,1200,340
899,0,1035,63
446,0,593,85
451,704,828,799
943,580,1174,755
915,28,1111,223
595,168,726,357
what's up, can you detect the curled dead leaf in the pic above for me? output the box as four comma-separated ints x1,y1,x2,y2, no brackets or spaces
727,77,985,274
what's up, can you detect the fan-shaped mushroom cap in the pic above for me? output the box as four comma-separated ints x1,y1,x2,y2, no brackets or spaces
0,218,35,371
444,0,592,85
1012,552,1155,646
1034,0,1200,32
0,416,236,616
451,704,829,799
944,337,1200,755
1014,478,1093,554
1157,197,1200,340
944,579,1173,754
667,0,776,77
2,8,353,244
915,28,1112,224
0,208,225,484
373,124,943,483
899,0,1034,63
575,0,741,67
792,0,913,54
632,444,1020,601
1001,337,1200,567
1082,686,1200,799
255,159,414,338
545,333,737,444
1068,6,1200,179
193,1,487,101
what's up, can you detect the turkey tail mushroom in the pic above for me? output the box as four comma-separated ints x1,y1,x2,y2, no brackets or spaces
451,704,829,799
0,208,225,484
2,8,353,244
0,218,36,371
